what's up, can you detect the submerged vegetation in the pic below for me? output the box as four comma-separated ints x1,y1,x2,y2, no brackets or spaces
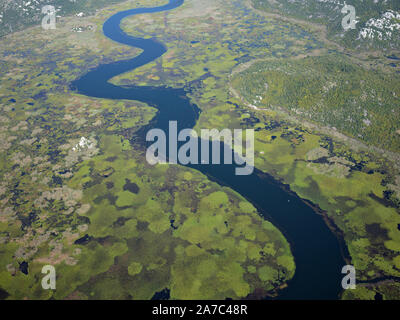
0,0,296,299
250,113,400,284
115,0,400,298
0,0,399,300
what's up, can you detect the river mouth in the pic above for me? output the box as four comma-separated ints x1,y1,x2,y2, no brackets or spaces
71,0,346,300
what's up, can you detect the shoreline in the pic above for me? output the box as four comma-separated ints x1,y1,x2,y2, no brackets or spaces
229,3,400,170
228,0,400,294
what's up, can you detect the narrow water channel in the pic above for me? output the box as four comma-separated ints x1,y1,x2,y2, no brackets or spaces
71,0,346,300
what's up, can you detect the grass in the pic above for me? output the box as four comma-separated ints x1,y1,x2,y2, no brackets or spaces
1,0,400,300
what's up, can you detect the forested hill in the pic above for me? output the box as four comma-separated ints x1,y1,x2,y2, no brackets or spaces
231,55,400,153
253,0,400,50
0,0,127,37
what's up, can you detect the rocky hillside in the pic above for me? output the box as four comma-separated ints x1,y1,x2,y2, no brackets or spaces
253,0,400,50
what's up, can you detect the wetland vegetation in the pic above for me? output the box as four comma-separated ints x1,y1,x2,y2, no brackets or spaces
0,0,399,300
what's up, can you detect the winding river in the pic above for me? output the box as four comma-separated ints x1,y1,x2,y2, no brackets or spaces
71,0,346,300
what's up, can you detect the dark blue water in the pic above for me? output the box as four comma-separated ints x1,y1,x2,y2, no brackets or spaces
71,0,345,300
388,55,400,61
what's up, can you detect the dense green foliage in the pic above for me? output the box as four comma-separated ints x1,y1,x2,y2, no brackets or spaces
342,281,400,300
232,55,400,152
0,0,295,300
1,0,400,300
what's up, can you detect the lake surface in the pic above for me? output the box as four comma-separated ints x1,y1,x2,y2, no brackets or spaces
71,0,346,300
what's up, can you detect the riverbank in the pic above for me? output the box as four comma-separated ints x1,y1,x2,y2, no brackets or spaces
73,0,348,300
233,1,400,169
